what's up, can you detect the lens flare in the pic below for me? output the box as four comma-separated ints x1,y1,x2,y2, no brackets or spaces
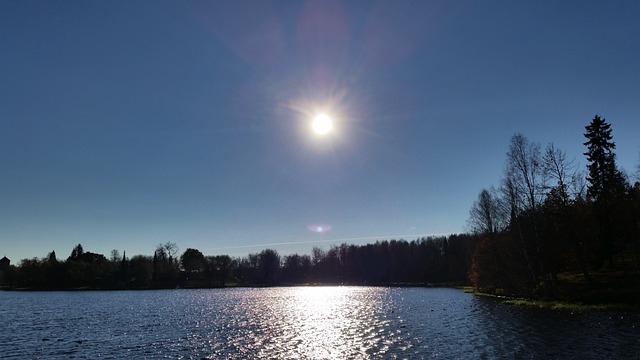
308,224,332,233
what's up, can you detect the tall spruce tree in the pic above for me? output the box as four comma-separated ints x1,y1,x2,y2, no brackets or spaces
583,115,617,203
583,115,625,265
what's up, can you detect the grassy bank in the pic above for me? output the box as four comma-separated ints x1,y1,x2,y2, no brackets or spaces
503,299,635,312
466,266,640,312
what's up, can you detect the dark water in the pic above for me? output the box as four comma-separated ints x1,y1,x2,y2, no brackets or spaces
1,287,638,359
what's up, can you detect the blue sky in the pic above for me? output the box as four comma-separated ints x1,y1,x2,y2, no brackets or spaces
1,0,639,262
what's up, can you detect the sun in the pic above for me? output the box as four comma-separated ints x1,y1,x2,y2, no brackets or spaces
312,113,333,135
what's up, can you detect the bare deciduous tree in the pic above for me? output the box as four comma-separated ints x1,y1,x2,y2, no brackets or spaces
468,188,505,235
543,143,574,206
505,133,546,213
503,133,548,293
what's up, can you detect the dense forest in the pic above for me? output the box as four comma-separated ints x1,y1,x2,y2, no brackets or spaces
1,115,639,305
0,236,475,290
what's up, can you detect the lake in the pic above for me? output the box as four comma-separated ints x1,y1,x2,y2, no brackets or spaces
1,287,638,359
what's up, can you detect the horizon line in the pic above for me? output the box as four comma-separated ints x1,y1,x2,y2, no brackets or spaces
202,233,456,253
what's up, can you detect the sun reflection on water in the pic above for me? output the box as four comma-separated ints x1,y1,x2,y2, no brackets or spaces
288,287,351,358
239,286,395,359
6,289,639,359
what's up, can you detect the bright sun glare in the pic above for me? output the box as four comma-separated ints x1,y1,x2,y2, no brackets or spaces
312,113,333,135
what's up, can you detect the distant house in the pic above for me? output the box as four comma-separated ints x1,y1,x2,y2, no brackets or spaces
0,256,10,270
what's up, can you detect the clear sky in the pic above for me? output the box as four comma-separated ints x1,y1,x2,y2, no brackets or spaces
1,0,639,262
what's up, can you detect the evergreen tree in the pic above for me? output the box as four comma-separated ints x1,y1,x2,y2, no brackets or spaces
69,244,84,261
583,115,627,265
583,115,618,202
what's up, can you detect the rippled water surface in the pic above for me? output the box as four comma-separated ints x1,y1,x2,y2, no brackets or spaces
1,287,638,359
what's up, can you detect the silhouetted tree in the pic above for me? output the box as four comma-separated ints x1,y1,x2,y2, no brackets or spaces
468,189,508,291
112,251,129,289
467,121,640,299
128,255,153,288
110,249,121,263
181,248,205,274
543,143,584,206
205,255,234,286
180,248,206,287
445,234,475,283
505,133,551,296
282,253,311,284
584,115,618,201
153,242,179,288
43,250,66,288
583,115,628,266
635,153,640,182
61,245,110,288
257,249,280,285
468,188,506,235
68,244,84,261
540,144,594,286
234,253,259,284
15,258,45,288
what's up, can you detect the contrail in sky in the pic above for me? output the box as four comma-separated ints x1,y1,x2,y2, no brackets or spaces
203,233,453,252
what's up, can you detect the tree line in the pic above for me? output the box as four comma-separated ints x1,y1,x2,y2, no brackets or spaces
0,235,476,290
468,115,640,300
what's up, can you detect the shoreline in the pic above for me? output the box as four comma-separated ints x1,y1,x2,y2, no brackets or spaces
0,281,467,292
4,284,637,312
470,290,638,313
